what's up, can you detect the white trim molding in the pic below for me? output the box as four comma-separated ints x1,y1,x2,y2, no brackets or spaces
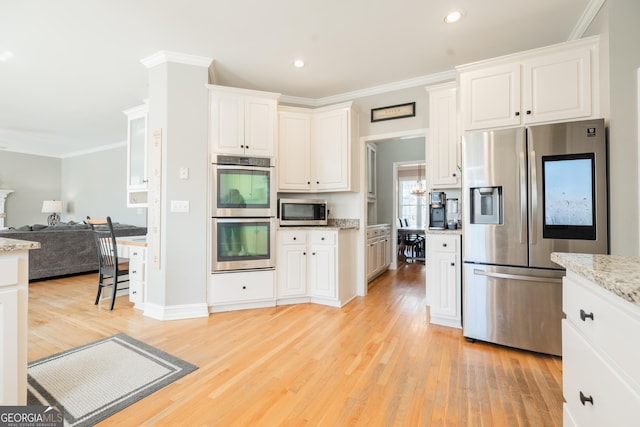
141,51,213,69
143,302,210,320
569,0,606,40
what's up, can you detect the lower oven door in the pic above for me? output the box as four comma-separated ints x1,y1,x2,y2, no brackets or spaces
211,218,276,272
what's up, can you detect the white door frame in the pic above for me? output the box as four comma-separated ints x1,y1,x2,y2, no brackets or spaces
359,128,427,296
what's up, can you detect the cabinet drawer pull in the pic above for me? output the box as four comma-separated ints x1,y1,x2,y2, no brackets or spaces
580,309,594,321
579,391,594,406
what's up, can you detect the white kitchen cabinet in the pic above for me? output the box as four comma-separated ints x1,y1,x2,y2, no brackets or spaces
366,224,391,282
278,110,311,191
426,82,460,188
0,246,34,405
458,36,598,131
209,269,276,312
277,230,308,298
562,271,640,427
276,228,356,307
425,233,461,328
278,102,359,192
127,246,146,306
124,103,148,207
208,85,279,157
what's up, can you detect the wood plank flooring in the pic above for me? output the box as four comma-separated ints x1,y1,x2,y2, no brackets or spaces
27,263,562,426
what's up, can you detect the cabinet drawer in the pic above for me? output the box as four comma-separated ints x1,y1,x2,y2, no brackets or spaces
129,247,145,260
427,235,457,253
278,230,307,245
310,231,336,245
563,273,640,388
563,321,640,427
211,270,275,304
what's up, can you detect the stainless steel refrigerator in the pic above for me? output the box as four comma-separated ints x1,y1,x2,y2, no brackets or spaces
462,118,608,356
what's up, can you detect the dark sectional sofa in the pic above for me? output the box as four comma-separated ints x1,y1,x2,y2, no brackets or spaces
0,222,147,281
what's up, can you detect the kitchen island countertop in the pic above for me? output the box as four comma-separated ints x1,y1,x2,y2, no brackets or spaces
551,252,640,307
0,237,40,252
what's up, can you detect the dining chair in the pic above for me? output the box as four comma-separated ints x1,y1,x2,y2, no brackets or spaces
86,216,129,310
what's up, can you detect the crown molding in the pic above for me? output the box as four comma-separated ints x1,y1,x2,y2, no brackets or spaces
60,141,126,159
568,0,606,40
280,69,457,107
141,51,213,69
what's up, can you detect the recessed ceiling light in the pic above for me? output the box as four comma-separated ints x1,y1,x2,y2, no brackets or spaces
0,51,14,61
292,59,305,68
444,10,463,24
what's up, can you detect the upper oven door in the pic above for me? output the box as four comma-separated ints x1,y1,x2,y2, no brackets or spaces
212,164,275,217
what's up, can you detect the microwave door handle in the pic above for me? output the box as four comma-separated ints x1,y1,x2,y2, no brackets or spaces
530,150,537,245
519,151,527,244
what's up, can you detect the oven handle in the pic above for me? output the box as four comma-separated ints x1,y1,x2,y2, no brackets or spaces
213,164,273,172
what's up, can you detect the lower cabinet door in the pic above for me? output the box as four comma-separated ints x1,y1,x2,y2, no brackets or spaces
563,320,640,427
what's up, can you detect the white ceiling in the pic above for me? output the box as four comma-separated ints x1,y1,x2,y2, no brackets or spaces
0,0,599,158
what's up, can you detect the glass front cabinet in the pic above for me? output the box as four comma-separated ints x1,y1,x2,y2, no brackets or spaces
124,103,148,207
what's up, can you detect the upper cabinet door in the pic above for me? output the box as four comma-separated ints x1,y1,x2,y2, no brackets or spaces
210,92,245,155
459,62,521,131
244,96,277,157
278,110,311,191
312,108,350,191
124,103,149,207
209,87,279,157
522,49,591,124
427,83,460,188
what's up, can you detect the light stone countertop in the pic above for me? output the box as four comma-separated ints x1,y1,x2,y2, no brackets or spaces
426,228,463,236
551,252,640,307
0,237,41,252
280,218,359,231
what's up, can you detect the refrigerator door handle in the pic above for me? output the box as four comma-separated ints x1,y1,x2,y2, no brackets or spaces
530,149,538,245
473,268,563,284
519,151,527,244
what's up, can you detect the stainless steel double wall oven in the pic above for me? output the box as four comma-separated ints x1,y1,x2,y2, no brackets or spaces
211,155,276,272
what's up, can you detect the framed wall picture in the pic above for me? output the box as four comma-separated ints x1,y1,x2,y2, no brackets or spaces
371,102,416,122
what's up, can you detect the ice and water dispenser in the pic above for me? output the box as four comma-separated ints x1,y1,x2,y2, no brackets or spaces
470,186,502,224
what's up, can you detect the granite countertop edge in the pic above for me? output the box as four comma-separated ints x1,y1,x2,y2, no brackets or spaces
0,237,41,252
551,252,640,307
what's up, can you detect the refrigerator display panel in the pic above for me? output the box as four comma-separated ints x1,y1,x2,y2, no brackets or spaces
542,153,596,240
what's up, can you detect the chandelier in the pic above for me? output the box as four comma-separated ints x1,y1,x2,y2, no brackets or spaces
411,164,426,196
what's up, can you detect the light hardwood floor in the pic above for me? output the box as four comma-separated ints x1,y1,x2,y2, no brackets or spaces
28,263,562,426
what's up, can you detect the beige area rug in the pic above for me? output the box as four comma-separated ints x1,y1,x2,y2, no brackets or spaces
27,333,197,427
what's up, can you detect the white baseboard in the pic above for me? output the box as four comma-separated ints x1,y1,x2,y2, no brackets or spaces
143,302,209,320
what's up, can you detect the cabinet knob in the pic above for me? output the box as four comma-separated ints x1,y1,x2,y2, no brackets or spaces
312,252,316,255
515,111,520,116
293,237,297,240
321,237,325,240
316,181,320,184
579,309,594,321
452,173,457,177
442,243,447,247
132,270,137,274
450,262,455,266
303,252,306,255
242,285,247,290
579,391,594,406
307,181,311,185
132,290,137,294
526,110,532,115
240,145,244,148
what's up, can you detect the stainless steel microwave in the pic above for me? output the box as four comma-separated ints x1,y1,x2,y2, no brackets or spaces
278,198,328,226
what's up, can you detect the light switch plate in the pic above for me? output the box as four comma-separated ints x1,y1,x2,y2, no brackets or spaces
170,200,189,213
179,167,189,180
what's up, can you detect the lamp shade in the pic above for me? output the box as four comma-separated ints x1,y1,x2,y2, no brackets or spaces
42,200,63,213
